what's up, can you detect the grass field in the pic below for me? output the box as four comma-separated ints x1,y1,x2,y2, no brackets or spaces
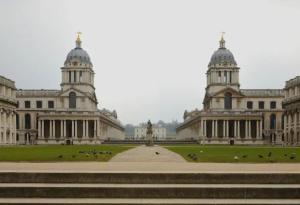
164,145,300,163
0,145,135,162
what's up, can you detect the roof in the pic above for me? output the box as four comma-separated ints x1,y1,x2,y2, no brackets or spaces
16,89,60,97
240,89,284,97
0,75,16,89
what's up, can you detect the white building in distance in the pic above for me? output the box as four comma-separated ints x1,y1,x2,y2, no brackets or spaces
134,125,166,140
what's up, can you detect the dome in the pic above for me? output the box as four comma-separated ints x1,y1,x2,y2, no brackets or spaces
64,34,93,67
208,37,237,67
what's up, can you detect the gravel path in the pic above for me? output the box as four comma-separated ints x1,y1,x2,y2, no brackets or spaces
109,145,186,162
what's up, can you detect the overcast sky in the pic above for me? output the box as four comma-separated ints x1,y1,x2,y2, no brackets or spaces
1,0,300,125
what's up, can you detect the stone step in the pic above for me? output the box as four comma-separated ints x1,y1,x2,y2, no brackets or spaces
0,183,299,199
1,172,300,184
0,198,300,205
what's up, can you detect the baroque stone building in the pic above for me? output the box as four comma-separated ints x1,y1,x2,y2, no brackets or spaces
16,34,124,144
0,75,17,145
283,76,300,145
176,36,284,145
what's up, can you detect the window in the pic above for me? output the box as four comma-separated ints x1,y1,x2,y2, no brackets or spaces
270,101,276,109
224,92,232,109
48,101,54,109
16,101,19,108
79,71,83,82
270,114,276,130
69,71,72,83
25,113,31,129
229,71,232,83
25,101,31,108
36,101,42,108
16,114,19,129
69,92,76,108
247,101,253,109
258,101,264,109
74,71,77,82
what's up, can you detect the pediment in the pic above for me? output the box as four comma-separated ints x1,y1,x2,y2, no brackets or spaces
212,87,244,98
59,87,87,97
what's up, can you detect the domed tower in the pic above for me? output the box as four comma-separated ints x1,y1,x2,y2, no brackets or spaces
206,34,240,94
61,33,95,95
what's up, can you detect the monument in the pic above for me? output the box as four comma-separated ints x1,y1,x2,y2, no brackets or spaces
145,120,154,146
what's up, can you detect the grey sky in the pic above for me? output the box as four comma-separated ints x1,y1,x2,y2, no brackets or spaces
1,0,300,125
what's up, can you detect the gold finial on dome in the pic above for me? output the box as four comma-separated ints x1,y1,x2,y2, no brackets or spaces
76,31,82,48
219,32,225,48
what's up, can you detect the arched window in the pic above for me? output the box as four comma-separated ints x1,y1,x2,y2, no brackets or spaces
270,114,276,130
69,92,76,108
25,113,31,129
224,92,232,109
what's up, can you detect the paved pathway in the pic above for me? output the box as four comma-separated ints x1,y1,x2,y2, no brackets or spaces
109,145,186,162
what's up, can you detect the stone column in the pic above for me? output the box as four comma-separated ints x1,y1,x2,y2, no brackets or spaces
249,121,252,139
41,120,44,138
83,120,86,138
53,120,56,139
284,115,287,144
223,120,226,138
215,120,218,138
0,110,2,144
245,120,248,139
71,120,74,138
234,121,236,137
256,120,259,139
226,120,229,138
38,120,41,138
94,120,97,138
259,120,263,139
204,120,207,138
74,120,77,139
237,120,240,138
97,119,101,138
86,120,89,138
60,120,63,138
200,120,203,138
212,120,215,138
49,120,53,138
9,113,12,144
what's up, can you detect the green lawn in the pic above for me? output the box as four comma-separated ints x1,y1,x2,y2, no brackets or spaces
0,145,135,162
164,145,300,163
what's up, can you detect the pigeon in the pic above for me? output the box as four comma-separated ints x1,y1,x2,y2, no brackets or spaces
242,155,247,158
58,155,63,159
258,155,263,158
268,152,272,157
290,156,296,160
155,152,160,155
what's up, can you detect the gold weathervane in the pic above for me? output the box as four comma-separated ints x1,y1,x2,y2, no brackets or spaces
221,31,225,40
77,32,82,41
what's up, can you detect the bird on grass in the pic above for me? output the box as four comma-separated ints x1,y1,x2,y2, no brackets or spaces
258,155,264,159
242,155,247,158
268,152,272,157
290,156,296,160
58,155,63,159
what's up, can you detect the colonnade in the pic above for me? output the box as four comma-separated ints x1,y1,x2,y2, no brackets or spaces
38,119,101,140
0,109,17,144
200,119,263,139
284,112,300,145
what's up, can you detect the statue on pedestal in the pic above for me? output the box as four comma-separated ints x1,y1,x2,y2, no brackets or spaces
146,120,154,146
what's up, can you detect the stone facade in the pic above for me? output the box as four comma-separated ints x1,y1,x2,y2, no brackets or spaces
177,36,284,145
282,76,300,145
16,35,124,144
0,75,17,145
